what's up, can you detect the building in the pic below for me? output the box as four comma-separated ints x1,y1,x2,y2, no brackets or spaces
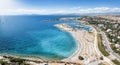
107,29,112,32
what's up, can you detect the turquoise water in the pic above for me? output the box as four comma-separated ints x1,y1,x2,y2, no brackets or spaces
0,15,78,60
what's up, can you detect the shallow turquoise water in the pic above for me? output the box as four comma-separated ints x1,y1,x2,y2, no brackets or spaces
0,15,77,60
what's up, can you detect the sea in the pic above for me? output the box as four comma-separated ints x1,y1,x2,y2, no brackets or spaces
0,15,80,60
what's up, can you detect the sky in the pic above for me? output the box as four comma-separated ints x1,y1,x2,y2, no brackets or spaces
0,0,120,15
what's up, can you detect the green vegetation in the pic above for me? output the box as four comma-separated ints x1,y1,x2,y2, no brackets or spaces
111,44,120,55
78,56,84,60
98,62,109,65
1,56,29,65
100,56,103,60
84,16,120,45
9,57,29,65
9,57,25,63
98,34,110,56
112,59,120,65
98,63,106,65
0,60,10,65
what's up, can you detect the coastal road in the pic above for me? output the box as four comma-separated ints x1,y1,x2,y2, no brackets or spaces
93,25,120,60
101,31,120,60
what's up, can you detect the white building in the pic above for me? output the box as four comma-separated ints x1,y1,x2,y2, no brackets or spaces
107,29,112,32
115,44,120,49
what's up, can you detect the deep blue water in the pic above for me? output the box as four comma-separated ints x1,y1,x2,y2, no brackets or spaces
0,15,78,60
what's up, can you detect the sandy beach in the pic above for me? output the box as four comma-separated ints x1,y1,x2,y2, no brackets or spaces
54,24,104,65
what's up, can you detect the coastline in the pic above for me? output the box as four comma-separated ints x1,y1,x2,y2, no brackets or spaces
0,55,82,65
54,24,81,60
54,24,85,64
0,53,43,61
54,23,103,64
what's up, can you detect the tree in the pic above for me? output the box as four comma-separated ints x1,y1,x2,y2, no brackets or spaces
78,56,84,60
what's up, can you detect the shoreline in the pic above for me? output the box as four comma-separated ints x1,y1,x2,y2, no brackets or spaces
0,53,43,61
54,24,85,64
0,53,66,61
0,55,82,65
54,23,104,64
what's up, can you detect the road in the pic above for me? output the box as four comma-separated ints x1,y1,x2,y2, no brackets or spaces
93,25,120,60
101,31,120,60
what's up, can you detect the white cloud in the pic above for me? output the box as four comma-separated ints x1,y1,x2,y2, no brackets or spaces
54,10,76,14
55,10,68,13
78,7,120,13
110,8,120,12
0,9,47,15
1,7,120,15
0,0,120,15
0,0,48,15
54,7,119,14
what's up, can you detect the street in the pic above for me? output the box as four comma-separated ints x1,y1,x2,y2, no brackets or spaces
101,31,120,60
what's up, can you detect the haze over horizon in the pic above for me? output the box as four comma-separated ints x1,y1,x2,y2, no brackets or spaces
0,0,120,15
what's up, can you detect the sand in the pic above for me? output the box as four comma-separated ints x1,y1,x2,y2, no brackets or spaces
54,24,103,64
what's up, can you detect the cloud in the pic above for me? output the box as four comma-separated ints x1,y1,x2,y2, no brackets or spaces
0,0,120,15
78,7,120,13
111,8,120,12
52,7,120,14
0,9,47,15
1,7,120,15
54,7,120,14
0,0,47,15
